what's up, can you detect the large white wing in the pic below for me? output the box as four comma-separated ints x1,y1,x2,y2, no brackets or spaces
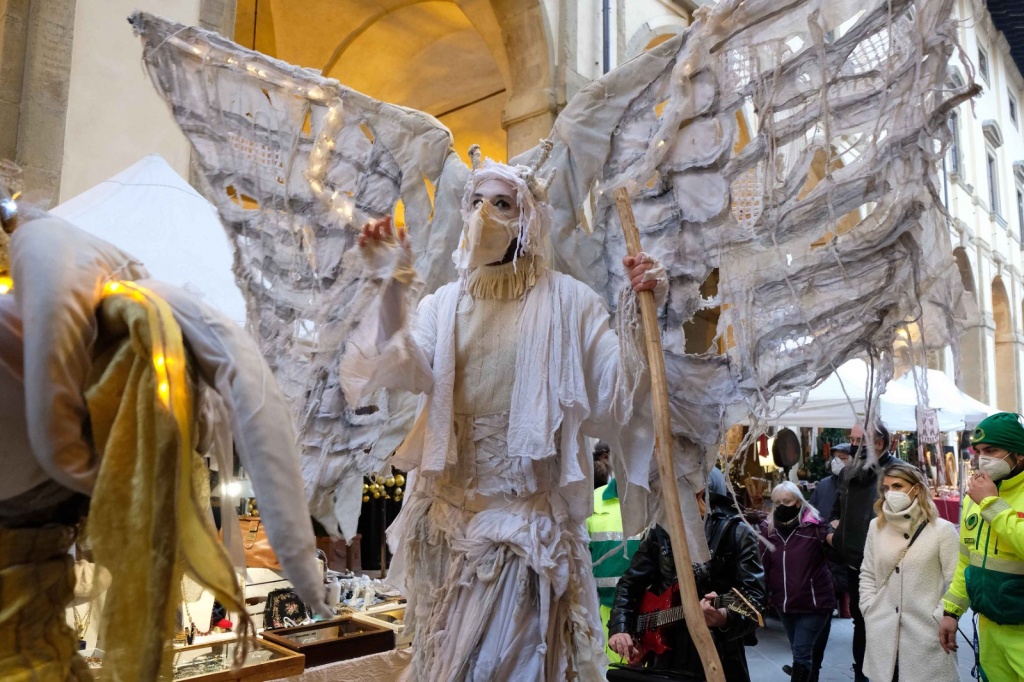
528,0,974,481
131,12,468,537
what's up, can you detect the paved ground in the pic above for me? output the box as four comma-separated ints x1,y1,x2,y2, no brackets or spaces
748,612,977,681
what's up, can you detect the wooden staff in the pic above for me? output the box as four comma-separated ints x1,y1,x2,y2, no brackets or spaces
614,187,725,682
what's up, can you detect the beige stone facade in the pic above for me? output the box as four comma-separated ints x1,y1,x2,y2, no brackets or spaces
942,0,1024,412
0,0,704,203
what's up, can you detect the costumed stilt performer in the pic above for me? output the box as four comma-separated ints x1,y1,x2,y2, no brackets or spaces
128,1,978,678
341,148,667,680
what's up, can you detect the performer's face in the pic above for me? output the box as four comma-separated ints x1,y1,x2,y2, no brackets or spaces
461,178,522,267
470,179,520,220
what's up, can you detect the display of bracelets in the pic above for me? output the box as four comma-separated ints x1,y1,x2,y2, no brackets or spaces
172,652,228,680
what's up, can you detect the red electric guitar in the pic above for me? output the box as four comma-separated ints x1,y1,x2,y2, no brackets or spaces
626,584,763,665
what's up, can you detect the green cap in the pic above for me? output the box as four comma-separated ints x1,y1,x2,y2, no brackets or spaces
970,412,1024,454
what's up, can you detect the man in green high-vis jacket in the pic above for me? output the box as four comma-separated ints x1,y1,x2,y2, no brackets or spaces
939,412,1024,681
588,476,641,661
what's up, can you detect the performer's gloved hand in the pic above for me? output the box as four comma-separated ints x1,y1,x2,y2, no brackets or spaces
357,215,417,341
358,215,415,284
622,252,668,307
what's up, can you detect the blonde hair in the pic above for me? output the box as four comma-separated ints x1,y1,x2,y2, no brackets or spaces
874,461,937,527
766,480,820,533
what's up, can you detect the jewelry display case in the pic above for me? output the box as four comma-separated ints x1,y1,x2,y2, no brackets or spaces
349,605,411,648
171,638,304,681
260,617,393,668
80,638,304,681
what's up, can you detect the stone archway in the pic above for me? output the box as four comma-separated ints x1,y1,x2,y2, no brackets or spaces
953,247,986,401
992,276,1017,410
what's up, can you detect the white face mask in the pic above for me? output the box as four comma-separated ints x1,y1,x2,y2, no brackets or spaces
456,199,519,269
831,457,846,476
978,454,1015,481
884,488,914,513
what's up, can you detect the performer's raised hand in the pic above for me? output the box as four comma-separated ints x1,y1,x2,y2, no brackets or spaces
359,215,405,248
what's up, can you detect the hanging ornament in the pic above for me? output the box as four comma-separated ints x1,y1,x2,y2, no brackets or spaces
384,476,395,488
362,495,369,503
394,474,405,487
362,483,368,493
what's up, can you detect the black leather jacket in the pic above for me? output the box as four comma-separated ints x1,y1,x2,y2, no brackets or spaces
829,451,898,569
608,495,766,680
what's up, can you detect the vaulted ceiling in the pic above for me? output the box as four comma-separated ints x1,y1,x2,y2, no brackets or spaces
234,0,511,162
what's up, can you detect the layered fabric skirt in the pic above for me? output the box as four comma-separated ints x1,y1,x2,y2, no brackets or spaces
387,415,606,681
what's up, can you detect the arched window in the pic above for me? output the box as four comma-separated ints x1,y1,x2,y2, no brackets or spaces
948,111,960,175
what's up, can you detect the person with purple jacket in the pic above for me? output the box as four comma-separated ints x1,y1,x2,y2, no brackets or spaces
759,481,836,682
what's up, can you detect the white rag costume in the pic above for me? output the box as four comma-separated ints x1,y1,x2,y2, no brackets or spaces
341,160,661,681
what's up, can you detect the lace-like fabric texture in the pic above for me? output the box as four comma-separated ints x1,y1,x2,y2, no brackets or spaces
133,0,974,536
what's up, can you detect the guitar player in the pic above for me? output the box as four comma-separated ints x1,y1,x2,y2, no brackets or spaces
607,469,766,681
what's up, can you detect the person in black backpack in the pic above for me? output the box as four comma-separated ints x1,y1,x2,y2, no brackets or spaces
607,469,766,681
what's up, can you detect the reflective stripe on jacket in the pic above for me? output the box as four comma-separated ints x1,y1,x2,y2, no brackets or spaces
587,481,639,608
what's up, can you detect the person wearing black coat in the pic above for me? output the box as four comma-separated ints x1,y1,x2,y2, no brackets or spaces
808,444,851,618
827,423,899,682
607,470,766,681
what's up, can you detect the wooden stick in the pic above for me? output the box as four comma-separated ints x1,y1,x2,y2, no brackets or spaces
614,187,725,682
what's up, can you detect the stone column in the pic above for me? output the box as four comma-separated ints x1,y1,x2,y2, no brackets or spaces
0,0,30,161
15,0,77,207
491,0,559,158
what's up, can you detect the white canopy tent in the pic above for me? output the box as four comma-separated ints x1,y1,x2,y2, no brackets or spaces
769,359,997,432
889,368,997,430
51,154,246,324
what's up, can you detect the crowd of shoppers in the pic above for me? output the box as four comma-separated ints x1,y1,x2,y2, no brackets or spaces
594,411,1024,681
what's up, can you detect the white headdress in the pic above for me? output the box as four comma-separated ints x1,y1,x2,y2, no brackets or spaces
453,142,553,271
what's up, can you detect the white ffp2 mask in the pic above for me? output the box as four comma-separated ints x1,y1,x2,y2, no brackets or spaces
978,455,1014,481
884,490,913,512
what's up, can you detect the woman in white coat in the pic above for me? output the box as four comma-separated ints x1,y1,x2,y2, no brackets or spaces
860,461,960,681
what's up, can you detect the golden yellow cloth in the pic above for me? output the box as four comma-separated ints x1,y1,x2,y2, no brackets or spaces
0,524,93,681
85,283,248,681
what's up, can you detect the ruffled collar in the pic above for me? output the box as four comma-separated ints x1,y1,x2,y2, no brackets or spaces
466,256,539,300
881,497,925,532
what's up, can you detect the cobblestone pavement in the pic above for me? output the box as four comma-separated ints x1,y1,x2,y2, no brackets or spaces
748,612,977,681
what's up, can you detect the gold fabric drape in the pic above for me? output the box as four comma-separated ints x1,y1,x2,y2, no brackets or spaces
85,283,248,681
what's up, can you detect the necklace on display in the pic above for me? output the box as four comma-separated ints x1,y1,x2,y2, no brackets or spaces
72,604,92,650
181,580,214,644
